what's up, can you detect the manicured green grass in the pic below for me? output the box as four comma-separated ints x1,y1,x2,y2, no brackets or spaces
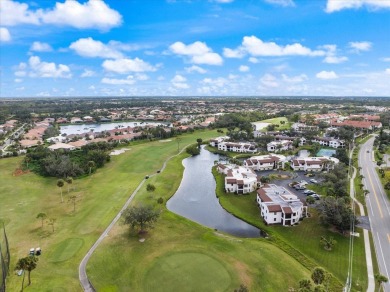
0,129,223,291
143,252,232,292
87,151,310,291
259,117,291,131
214,170,367,291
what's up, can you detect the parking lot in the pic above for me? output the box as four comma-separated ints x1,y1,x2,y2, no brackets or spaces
256,169,321,201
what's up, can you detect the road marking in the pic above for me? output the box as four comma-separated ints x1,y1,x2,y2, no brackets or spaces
366,167,384,218
388,234,390,244
377,232,390,279
367,196,375,217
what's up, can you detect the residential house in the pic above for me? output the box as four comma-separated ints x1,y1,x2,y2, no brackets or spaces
209,136,229,147
267,140,293,152
218,164,258,194
291,156,339,172
257,184,307,226
312,136,345,148
291,123,319,133
48,143,76,151
218,142,257,153
244,154,287,171
330,119,382,130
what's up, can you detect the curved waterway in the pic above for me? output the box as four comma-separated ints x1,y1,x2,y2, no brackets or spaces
167,147,261,238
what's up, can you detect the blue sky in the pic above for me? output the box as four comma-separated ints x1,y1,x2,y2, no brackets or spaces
0,0,390,97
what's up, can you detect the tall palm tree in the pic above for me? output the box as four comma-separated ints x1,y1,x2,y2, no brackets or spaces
15,256,38,290
87,161,95,175
66,177,73,194
57,179,65,203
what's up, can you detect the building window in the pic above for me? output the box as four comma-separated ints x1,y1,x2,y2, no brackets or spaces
274,218,277,221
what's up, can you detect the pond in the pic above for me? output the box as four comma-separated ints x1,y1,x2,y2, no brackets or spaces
59,121,166,135
167,146,261,238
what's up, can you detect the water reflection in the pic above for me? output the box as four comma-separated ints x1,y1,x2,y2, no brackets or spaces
167,146,261,238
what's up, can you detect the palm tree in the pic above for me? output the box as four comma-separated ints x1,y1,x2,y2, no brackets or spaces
87,161,95,175
47,218,56,233
69,195,77,212
36,213,47,228
57,179,65,203
375,273,388,292
15,256,38,290
66,177,73,194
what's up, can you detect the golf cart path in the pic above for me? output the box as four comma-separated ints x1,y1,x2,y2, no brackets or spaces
79,145,190,291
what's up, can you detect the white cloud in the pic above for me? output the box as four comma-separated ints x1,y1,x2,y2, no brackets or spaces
101,76,135,85
264,0,295,7
30,41,52,52
260,74,278,87
0,27,11,42
169,41,223,65
40,0,122,30
16,56,71,78
201,77,228,88
14,78,23,83
349,41,372,52
381,57,390,62
102,58,157,73
81,69,95,78
0,0,122,30
323,55,348,64
223,48,245,58
321,44,348,64
213,0,234,3
239,65,250,72
326,0,390,13
226,36,325,58
185,65,207,74
316,70,338,79
136,73,149,81
70,37,123,59
385,68,390,75
0,1,40,26
171,74,189,89
249,57,259,63
282,74,308,83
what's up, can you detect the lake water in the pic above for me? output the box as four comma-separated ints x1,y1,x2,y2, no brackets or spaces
167,146,261,238
60,121,165,135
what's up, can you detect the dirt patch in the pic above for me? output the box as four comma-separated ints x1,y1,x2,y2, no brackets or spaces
13,169,30,176
234,261,252,288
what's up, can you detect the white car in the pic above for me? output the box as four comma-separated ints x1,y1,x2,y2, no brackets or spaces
309,194,320,200
310,179,318,184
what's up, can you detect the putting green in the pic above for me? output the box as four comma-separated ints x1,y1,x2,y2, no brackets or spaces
143,252,232,292
47,238,84,263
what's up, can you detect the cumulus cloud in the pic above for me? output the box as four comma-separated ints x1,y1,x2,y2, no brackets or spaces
316,70,338,79
171,74,189,89
264,0,295,7
70,37,123,58
81,69,95,78
17,56,71,78
248,57,259,63
326,0,390,12
102,58,157,73
0,27,11,42
239,65,250,72
101,76,135,85
185,65,207,74
169,41,223,65
260,74,278,87
213,0,234,3
0,0,122,30
349,41,372,52
282,74,308,83
223,48,245,58
321,44,348,64
225,36,325,58
30,41,52,52
385,68,390,75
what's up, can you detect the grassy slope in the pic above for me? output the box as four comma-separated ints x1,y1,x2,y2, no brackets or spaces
87,153,310,291
0,129,221,291
259,117,291,131
215,170,367,292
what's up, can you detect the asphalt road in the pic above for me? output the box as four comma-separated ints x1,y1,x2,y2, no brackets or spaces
359,137,390,291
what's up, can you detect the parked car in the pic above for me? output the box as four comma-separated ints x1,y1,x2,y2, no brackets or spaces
294,185,306,190
309,179,318,184
303,190,315,195
309,194,320,200
300,180,308,186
